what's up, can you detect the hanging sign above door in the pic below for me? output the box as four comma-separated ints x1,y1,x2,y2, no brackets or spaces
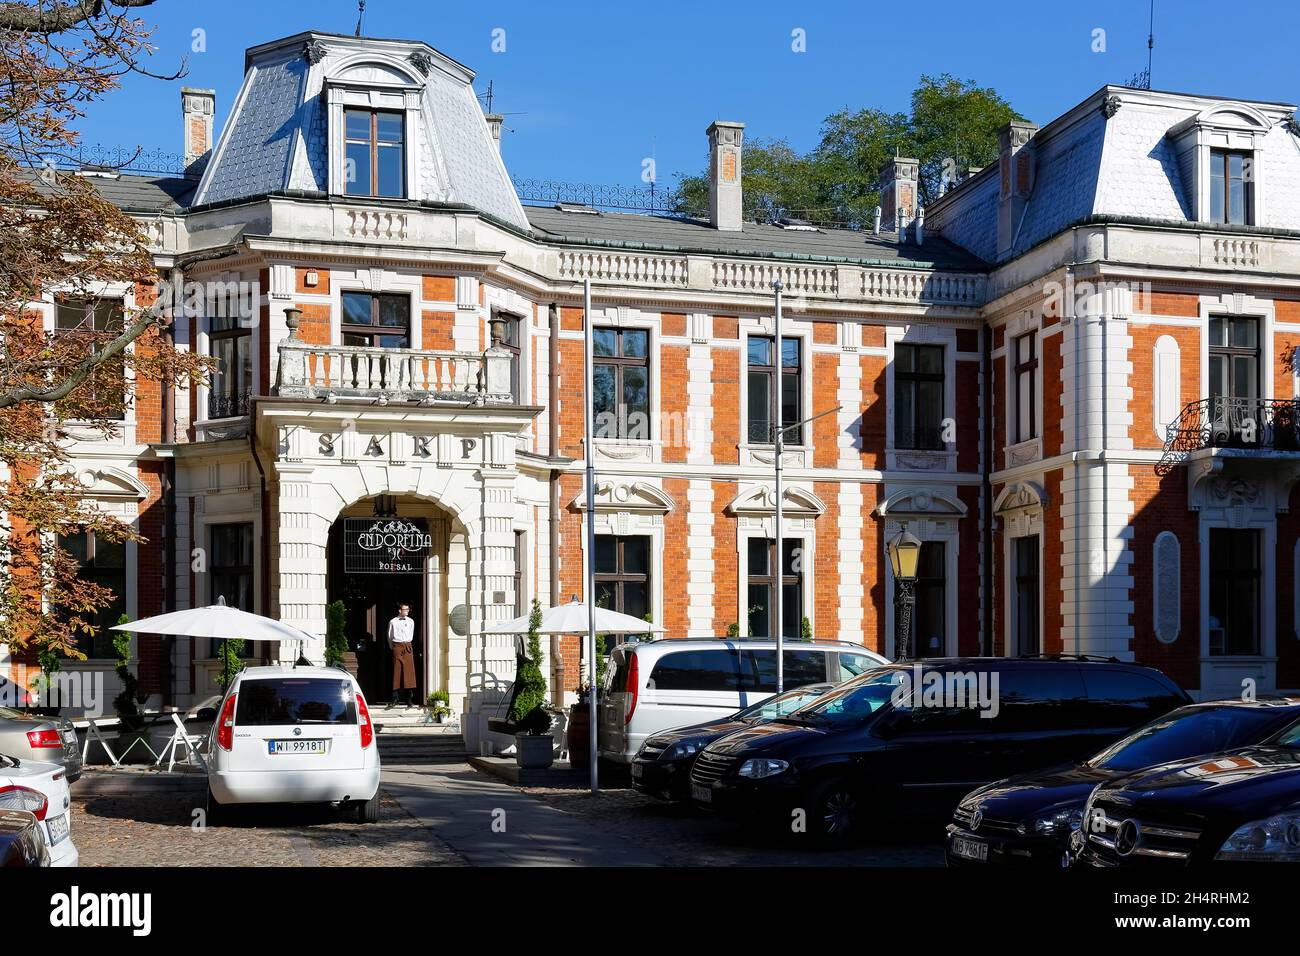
343,517,431,574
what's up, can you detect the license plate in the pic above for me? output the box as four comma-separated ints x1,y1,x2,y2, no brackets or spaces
47,813,69,846
630,762,643,779
951,835,988,862
268,739,329,755
691,783,712,804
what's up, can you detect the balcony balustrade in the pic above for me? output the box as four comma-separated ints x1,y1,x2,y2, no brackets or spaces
276,341,516,405
1158,397,1300,474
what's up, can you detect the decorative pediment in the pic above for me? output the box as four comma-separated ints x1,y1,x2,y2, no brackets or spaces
876,488,968,518
332,59,422,88
572,480,675,514
73,466,149,500
726,484,826,517
993,480,1047,515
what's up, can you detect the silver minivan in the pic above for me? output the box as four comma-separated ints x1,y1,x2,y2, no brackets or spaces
598,640,888,763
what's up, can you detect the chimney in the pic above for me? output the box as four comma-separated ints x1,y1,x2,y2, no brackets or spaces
181,87,216,174
996,120,1038,258
706,120,745,231
879,156,919,235
485,114,504,153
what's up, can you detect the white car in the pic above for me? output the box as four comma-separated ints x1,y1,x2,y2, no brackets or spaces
0,751,78,866
598,640,890,764
206,666,381,823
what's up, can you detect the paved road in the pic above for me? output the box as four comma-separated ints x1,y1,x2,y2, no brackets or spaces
379,736,945,867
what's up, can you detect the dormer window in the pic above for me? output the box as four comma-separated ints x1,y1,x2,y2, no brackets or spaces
1168,103,1271,228
1209,149,1253,225
344,108,405,198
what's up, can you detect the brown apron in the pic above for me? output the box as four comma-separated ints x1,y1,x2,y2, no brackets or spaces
391,641,416,690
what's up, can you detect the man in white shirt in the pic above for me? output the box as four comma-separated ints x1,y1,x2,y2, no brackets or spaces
387,603,416,708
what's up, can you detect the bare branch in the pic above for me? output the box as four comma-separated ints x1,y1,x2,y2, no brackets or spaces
0,1,156,33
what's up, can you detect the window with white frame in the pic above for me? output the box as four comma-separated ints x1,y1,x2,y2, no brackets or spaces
747,335,801,444
1209,149,1254,226
343,108,405,198
1208,528,1261,656
894,343,945,450
746,537,802,638
54,296,126,421
592,328,650,440
1012,331,1038,444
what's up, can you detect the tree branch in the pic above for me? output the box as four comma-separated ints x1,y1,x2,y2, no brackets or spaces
0,1,156,34
0,304,160,409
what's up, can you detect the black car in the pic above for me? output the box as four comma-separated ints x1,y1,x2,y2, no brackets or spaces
0,809,46,867
688,657,1189,844
1077,716,1300,866
631,683,835,801
947,697,1300,866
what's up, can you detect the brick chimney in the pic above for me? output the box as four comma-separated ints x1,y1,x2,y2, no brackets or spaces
996,120,1038,258
485,114,504,153
879,156,919,235
182,87,216,174
707,120,745,231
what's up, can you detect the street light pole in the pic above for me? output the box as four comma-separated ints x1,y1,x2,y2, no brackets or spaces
582,278,599,794
772,280,784,694
886,524,922,663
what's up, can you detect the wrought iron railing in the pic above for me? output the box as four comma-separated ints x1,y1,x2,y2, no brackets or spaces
207,391,250,419
511,177,682,214
42,144,190,177
1157,397,1300,474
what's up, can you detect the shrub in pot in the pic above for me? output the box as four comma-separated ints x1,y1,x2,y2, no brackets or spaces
510,600,555,769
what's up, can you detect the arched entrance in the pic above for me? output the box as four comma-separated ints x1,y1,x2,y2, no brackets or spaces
325,496,455,705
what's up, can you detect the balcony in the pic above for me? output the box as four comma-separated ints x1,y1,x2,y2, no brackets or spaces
276,342,516,405
207,391,250,419
1158,398,1300,474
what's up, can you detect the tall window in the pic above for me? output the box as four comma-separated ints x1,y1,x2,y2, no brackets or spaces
494,313,522,402
895,344,945,450
1208,315,1259,444
747,336,801,444
1209,149,1253,226
1209,529,1260,656
55,297,126,421
914,542,946,657
594,535,649,622
210,523,254,658
341,292,410,348
59,531,125,659
592,328,649,440
1013,332,1038,443
207,296,251,419
514,531,526,617
344,109,404,198
1013,535,1040,657
747,538,801,638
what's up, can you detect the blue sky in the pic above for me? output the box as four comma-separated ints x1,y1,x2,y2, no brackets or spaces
75,0,1298,189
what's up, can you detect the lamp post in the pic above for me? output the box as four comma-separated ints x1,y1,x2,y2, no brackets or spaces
886,524,922,662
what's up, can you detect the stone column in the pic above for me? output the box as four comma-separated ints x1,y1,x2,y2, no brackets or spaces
273,470,331,663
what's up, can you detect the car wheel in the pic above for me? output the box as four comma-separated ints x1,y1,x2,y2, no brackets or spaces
356,792,381,823
806,777,861,846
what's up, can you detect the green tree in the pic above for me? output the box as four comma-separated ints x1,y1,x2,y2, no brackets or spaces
674,75,1023,229
324,600,348,667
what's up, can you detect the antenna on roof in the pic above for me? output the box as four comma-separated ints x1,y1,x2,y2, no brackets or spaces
354,0,366,38
1129,0,1154,89
484,79,494,113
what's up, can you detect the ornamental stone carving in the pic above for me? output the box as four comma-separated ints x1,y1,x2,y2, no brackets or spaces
1154,531,1181,644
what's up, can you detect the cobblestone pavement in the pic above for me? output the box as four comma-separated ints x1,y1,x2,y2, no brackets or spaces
519,771,946,867
72,789,466,867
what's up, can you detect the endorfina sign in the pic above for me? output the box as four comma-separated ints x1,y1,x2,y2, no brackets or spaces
343,518,432,574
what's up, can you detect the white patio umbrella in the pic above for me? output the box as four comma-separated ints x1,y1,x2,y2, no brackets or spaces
484,595,665,637
113,597,317,687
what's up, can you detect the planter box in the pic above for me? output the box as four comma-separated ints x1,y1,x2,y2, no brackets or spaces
514,733,555,769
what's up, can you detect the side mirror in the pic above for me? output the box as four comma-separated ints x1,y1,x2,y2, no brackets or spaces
196,708,217,722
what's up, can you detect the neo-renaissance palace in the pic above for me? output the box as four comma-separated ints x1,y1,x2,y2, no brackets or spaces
11,28,1300,750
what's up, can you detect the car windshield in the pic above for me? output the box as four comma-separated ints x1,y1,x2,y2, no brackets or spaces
1272,721,1300,748
735,686,827,722
1090,706,1289,772
234,678,357,726
786,667,906,726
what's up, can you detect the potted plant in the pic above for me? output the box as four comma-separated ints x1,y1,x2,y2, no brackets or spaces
325,599,350,670
509,599,555,769
111,615,151,762
426,690,451,723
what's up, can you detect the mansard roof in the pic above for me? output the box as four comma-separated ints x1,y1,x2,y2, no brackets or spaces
524,205,989,271
928,85,1300,262
191,30,528,229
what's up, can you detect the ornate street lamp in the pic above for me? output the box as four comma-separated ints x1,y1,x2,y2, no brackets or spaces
887,524,922,661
